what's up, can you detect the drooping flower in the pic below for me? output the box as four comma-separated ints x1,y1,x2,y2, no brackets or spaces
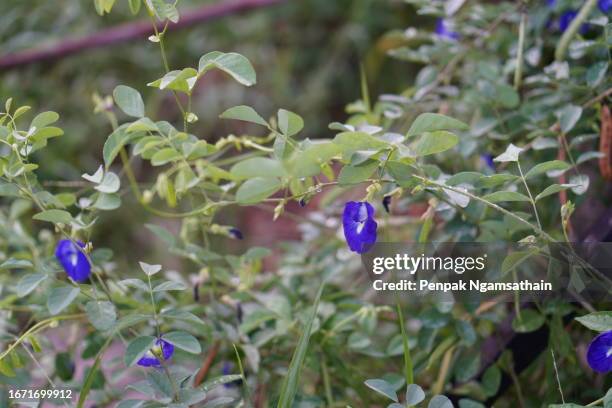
586,330,612,373
229,228,243,240
136,338,175,367
435,18,460,41
55,239,91,283
342,201,378,254
599,0,611,14
382,196,392,214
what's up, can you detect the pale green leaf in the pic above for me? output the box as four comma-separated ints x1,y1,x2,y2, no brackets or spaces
113,85,145,118
219,105,268,127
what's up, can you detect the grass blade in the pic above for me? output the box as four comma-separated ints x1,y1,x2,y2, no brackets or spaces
276,283,325,408
77,335,113,408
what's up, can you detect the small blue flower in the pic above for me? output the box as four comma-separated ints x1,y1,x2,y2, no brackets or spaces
587,330,612,373
342,201,378,254
222,361,243,388
480,154,495,170
55,239,91,283
546,0,556,8
559,10,588,33
136,338,175,367
229,228,243,240
435,18,460,41
599,0,611,13
382,196,392,214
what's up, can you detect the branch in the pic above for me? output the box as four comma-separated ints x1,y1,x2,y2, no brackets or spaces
0,0,285,70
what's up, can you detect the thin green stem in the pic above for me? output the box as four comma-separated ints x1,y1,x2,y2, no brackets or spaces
0,314,86,361
396,301,414,386
514,6,527,90
517,160,542,230
321,353,334,407
555,0,598,61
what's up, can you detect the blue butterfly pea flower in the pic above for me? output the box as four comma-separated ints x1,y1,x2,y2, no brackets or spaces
480,154,495,170
559,10,588,33
599,0,611,13
435,18,460,41
382,196,392,214
222,361,243,388
587,330,612,373
136,338,175,367
229,228,243,240
55,239,91,283
342,201,378,254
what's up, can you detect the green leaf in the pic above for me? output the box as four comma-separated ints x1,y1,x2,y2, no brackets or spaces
151,148,182,166
477,173,519,188
199,375,243,392
535,184,575,201
103,126,141,169
524,160,570,179
33,209,73,224
139,261,161,276
364,379,398,402
153,281,187,292
575,311,612,332
285,142,340,177
406,113,468,137
512,309,545,333
162,331,201,354
236,177,281,204
124,336,156,367
0,258,33,269
428,395,453,408
94,193,121,210
276,283,324,408
338,161,378,186
557,105,582,133
146,0,179,22
94,171,121,193
16,273,47,297
82,165,104,184
113,85,145,118
482,191,530,203
405,384,425,405
128,0,141,14
586,61,608,88
47,285,80,315
501,248,539,275
481,365,501,397
31,111,59,129
230,158,286,179
493,143,523,163
413,131,458,156
148,68,198,94
277,109,304,136
333,131,390,160
495,84,519,108
127,118,158,133
198,52,256,86
219,105,268,127
85,300,117,331
0,358,15,377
